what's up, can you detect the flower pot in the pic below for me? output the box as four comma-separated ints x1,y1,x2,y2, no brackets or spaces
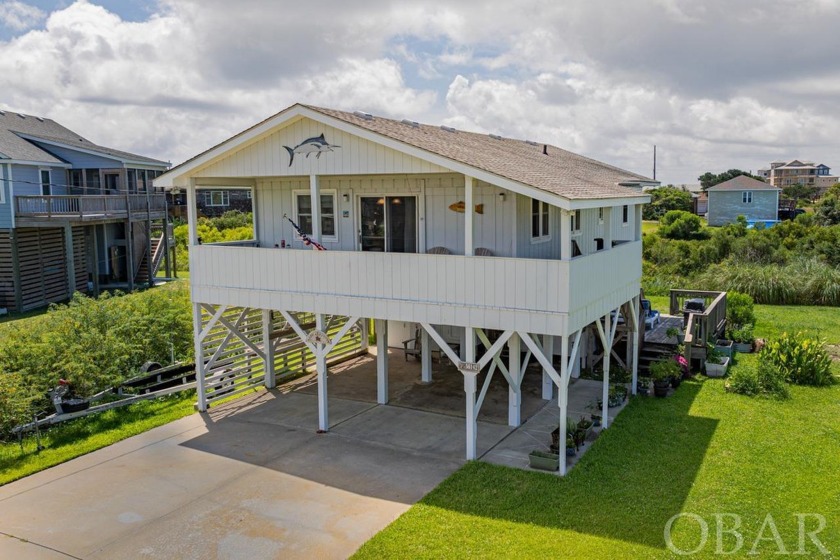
653,379,670,398
705,356,730,378
715,339,734,358
529,450,560,471
670,375,682,389
566,447,576,457
734,342,753,354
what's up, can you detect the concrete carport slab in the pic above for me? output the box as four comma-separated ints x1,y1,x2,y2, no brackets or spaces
0,387,499,560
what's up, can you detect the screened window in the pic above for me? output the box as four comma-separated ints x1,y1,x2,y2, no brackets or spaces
622,205,629,224
40,170,51,196
85,169,101,193
205,190,230,206
295,191,337,240
742,191,753,204
598,207,604,222
531,199,550,240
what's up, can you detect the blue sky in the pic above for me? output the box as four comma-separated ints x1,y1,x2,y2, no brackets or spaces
2,0,839,184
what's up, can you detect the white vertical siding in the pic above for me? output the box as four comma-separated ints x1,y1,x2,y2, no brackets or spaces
195,118,451,178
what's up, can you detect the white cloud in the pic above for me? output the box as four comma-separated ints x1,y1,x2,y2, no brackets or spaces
0,0,838,183
0,0,44,31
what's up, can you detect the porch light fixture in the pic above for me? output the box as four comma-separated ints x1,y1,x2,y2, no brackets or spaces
498,192,506,202
342,193,349,202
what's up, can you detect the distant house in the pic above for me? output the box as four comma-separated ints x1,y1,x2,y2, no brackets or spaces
0,110,174,312
196,188,252,217
706,176,781,226
758,159,838,195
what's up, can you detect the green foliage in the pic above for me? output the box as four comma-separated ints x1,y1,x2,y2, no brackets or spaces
642,187,693,220
781,183,819,205
173,211,254,271
0,284,193,428
658,210,703,240
0,372,38,436
725,291,755,326
727,361,788,399
760,332,834,386
698,169,763,191
727,323,754,344
649,358,680,381
815,183,840,226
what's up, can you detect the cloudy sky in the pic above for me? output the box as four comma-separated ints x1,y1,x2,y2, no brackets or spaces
1,0,839,184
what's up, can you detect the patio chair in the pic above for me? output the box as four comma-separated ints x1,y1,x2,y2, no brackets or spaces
641,299,661,330
474,247,494,256
427,246,451,255
403,326,422,361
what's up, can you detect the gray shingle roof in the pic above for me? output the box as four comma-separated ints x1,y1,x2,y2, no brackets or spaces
706,175,780,191
304,105,652,200
0,110,168,166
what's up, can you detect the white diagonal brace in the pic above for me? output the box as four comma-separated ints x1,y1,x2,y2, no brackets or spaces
217,311,266,361
474,361,498,420
520,350,532,383
476,329,514,370
205,308,248,371
595,316,609,349
475,329,514,386
198,304,228,342
628,297,640,333
610,309,620,345
420,323,461,365
519,332,561,387
279,310,318,354
323,315,361,355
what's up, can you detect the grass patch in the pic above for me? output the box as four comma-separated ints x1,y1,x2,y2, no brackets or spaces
0,390,196,486
355,379,840,559
355,304,840,558
641,220,660,236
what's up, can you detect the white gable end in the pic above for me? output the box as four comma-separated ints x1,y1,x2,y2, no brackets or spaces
194,117,451,178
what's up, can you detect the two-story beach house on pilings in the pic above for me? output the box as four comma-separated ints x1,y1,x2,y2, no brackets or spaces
155,103,654,475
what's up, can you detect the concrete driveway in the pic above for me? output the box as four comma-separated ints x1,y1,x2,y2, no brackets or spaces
0,387,512,559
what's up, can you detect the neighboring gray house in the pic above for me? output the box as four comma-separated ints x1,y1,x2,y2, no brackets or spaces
0,109,173,312
706,175,781,226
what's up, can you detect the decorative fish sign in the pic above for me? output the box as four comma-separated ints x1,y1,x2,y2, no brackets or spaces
283,134,340,167
448,201,484,214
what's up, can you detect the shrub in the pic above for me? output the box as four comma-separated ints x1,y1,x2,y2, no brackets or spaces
727,362,788,399
659,211,703,240
760,332,834,386
728,323,755,345
650,359,680,381
726,292,755,327
0,371,38,438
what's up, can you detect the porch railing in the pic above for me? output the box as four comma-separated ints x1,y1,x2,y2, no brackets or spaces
15,195,167,219
670,289,727,367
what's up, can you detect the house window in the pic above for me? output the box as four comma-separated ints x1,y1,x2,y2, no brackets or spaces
68,170,83,192
742,191,753,204
571,209,582,234
622,205,629,224
295,191,337,240
40,170,51,196
85,169,101,192
205,190,230,206
531,199,550,241
598,207,604,223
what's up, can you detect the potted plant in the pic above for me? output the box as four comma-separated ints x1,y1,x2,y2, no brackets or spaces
715,337,734,358
704,344,730,377
529,449,560,471
650,359,679,397
730,323,755,353
566,437,577,457
608,384,628,407
637,376,651,396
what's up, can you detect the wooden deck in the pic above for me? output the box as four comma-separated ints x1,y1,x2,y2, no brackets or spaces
644,314,683,345
15,194,167,224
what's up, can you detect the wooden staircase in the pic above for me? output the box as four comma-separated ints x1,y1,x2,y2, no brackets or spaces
134,224,173,284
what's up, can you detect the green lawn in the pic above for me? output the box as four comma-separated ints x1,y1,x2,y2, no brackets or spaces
0,391,196,486
354,304,840,558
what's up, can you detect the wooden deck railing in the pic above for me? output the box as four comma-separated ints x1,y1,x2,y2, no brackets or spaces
670,289,727,367
15,194,167,220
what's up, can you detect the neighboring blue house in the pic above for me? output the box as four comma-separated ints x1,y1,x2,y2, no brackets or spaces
706,175,781,227
0,109,173,312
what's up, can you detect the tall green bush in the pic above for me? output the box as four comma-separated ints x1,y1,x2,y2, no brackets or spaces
760,332,834,386
726,292,755,326
659,211,703,240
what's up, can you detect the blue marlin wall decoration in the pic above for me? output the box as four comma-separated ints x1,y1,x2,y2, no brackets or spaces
283,134,340,166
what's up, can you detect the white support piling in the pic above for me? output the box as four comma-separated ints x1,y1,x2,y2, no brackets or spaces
558,333,570,476
629,297,641,395
262,309,276,389
359,318,369,352
316,313,328,431
508,333,521,427
192,302,207,412
542,334,554,400
602,312,612,429
420,328,432,383
464,326,477,460
376,319,389,404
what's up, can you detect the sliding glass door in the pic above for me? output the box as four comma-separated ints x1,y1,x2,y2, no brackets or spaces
359,196,417,253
